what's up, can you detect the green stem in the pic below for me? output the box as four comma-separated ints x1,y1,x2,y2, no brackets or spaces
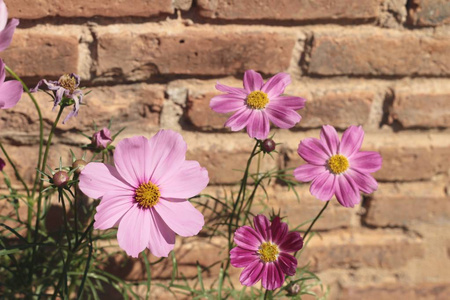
302,201,329,241
59,191,72,250
0,142,30,197
263,289,271,300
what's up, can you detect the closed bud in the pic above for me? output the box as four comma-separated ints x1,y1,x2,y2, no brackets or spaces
53,171,69,188
261,138,276,153
72,159,87,174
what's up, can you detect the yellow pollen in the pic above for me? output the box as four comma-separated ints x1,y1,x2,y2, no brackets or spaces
58,74,77,93
258,242,279,263
135,181,160,208
246,91,269,109
327,154,349,174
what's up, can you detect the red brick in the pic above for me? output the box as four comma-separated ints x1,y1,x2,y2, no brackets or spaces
96,26,295,80
308,29,450,76
197,0,379,21
187,91,228,130
408,0,450,26
5,0,173,19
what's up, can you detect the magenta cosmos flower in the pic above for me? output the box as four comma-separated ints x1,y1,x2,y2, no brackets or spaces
0,59,23,109
210,70,305,140
0,0,19,52
230,215,303,290
294,125,382,208
92,127,112,149
79,130,209,257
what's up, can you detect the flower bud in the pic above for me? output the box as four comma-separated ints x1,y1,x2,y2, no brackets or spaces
53,171,69,188
72,159,87,174
287,283,300,296
92,127,112,149
261,138,276,153
0,158,5,171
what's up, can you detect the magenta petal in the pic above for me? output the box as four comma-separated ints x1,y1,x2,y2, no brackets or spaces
310,171,336,201
225,106,252,131
261,73,291,98
320,125,340,156
210,94,246,113
234,226,263,251
339,125,364,158
349,151,382,173
0,80,23,109
94,191,135,230
153,198,204,237
279,231,303,253
297,138,329,165
79,163,134,199
147,209,176,257
294,164,327,183
347,169,378,194
270,217,288,245
265,106,301,129
0,18,19,52
253,215,271,241
215,82,248,96
262,262,284,290
117,205,150,258
240,260,265,287
243,70,264,92
277,253,297,276
335,174,361,207
269,95,306,110
230,247,259,268
246,110,270,140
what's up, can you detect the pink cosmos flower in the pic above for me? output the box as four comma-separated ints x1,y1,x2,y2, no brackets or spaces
230,215,303,290
210,70,305,140
0,59,23,109
294,125,382,208
0,0,19,52
79,130,209,257
92,127,112,149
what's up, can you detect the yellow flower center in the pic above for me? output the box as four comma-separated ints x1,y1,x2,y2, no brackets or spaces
58,74,77,93
258,242,279,263
246,91,269,109
135,181,160,208
327,154,349,174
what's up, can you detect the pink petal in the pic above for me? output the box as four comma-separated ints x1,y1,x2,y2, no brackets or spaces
240,260,265,287
153,198,204,237
117,205,151,258
209,94,246,113
270,217,288,245
339,125,364,158
0,1,7,31
234,226,263,251
310,171,336,201
347,169,378,194
261,73,291,98
277,253,297,276
279,231,303,253
216,82,247,96
246,110,270,140
269,95,306,110
230,247,259,268
0,59,5,83
349,151,382,173
158,160,209,199
320,125,339,156
297,138,329,165
79,163,134,199
94,191,135,230
253,215,271,241
294,164,327,183
265,106,301,129
0,80,23,109
335,174,361,208
148,209,176,257
225,106,252,131
0,18,19,52
243,70,264,92
262,262,284,290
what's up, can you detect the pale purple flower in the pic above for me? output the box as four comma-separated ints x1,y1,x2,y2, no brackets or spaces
294,125,382,208
210,70,306,140
92,127,112,149
230,215,303,290
0,0,19,52
79,130,209,258
31,73,83,124
0,59,23,109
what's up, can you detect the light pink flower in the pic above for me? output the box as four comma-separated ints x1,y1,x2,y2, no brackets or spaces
92,127,112,149
79,130,209,257
294,125,382,208
210,70,305,140
0,59,22,109
230,215,303,290
0,0,19,52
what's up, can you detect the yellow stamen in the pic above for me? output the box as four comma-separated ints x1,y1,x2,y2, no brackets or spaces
135,181,160,208
246,91,269,109
58,74,77,93
258,242,279,263
327,154,349,174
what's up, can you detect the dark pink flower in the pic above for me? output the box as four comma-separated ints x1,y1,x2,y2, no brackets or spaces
92,127,112,149
210,70,305,140
0,0,19,52
230,215,303,290
79,130,209,257
294,125,382,208
0,59,23,109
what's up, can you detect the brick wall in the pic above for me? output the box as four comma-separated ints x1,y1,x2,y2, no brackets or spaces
2,0,450,299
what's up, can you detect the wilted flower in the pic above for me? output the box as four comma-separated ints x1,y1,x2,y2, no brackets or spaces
79,130,209,258
230,215,303,290
0,0,19,52
92,127,112,149
0,59,23,109
294,125,382,207
210,70,305,140
31,73,83,124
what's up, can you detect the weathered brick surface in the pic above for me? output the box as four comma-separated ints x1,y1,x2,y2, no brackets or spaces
408,0,450,26
188,91,228,130
96,25,295,80
197,0,380,21
308,29,450,76
5,0,174,19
